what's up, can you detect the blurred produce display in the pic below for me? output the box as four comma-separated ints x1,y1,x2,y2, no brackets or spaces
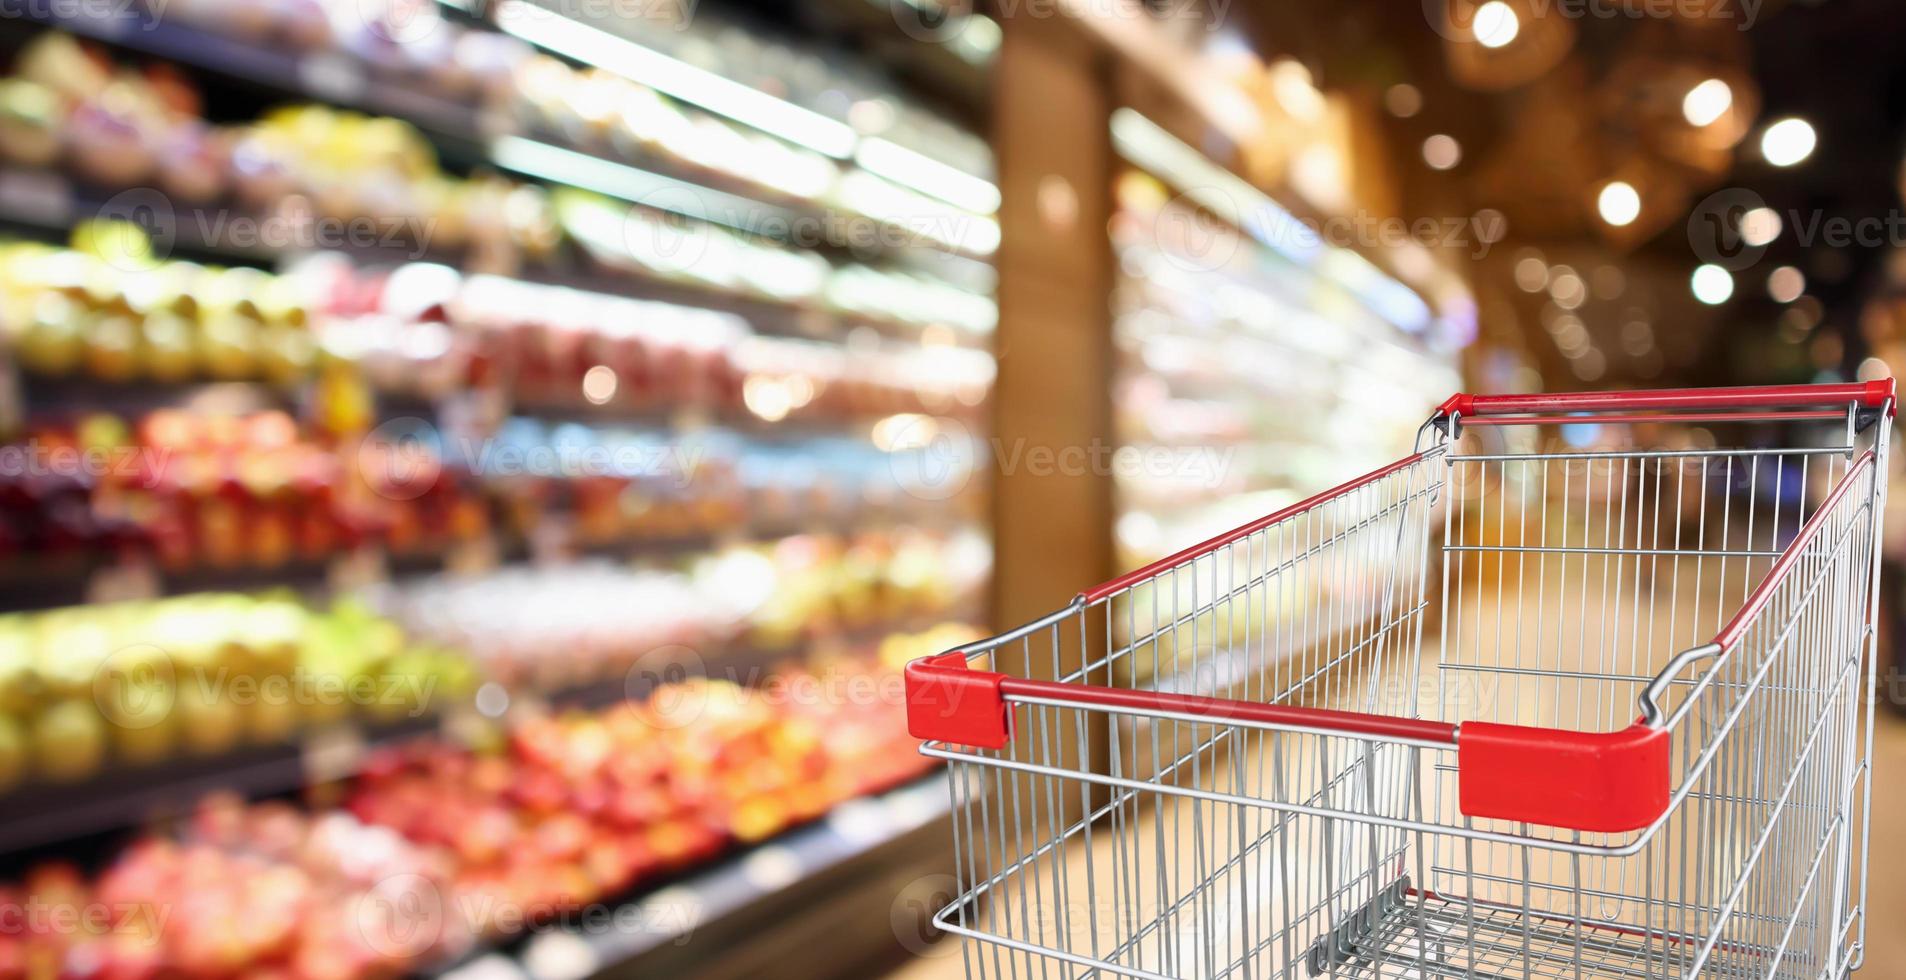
0,0,995,972
1108,168,1464,567
0,630,972,979
2,239,995,423
0,592,472,791
0,35,558,264
311,260,996,417
365,529,990,690
0,408,481,569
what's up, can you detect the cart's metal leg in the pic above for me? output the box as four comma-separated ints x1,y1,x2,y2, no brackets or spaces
1304,876,1412,977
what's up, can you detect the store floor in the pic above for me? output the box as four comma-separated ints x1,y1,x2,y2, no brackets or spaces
885,556,1906,979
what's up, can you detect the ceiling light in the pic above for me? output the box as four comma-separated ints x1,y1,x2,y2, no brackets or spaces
1269,60,1326,123
1767,266,1805,303
1681,79,1733,127
1597,181,1640,226
1513,255,1549,292
1422,134,1461,170
1473,1,1520,48
1385,84,1422,118
1760,118,1816,167
1691,264,1734,305
1740,206,1781,246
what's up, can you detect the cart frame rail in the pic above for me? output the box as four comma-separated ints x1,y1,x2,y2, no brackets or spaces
907,381,1894,980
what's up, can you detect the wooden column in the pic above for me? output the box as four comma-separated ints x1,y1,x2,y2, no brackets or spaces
989,14,1117,640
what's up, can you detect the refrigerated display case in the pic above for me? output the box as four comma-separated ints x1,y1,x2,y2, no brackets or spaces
1106,111,1466,573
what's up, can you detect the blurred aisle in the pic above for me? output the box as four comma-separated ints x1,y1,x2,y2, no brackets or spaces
1866,712,1906,978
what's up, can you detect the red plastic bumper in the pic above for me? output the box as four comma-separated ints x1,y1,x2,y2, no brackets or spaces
1456,720,1670,833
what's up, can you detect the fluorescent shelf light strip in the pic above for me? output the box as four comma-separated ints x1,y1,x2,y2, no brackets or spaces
1111,107,1434,334
485,0,1003,243
491,135,797,236
496,0,858,158
1110,108,1318,268
854,138,999,215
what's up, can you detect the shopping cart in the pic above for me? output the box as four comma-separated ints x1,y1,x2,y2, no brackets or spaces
905,382,1894,980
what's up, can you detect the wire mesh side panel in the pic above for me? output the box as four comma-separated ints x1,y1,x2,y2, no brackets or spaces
939,721,1450,980
1645,454,1878,979
1409,444,1881,980
1095,452,1447,713
935,454,1447,978
1439,444,1852,738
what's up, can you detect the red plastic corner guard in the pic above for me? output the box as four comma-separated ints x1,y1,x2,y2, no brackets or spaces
905,653,1012,749
1458,720,1669,833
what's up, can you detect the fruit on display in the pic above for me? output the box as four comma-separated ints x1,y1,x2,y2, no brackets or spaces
0,35,558,265
369,530,986,692
0,641,951,979
1,238,322,386
0,593,473,787
342,658,939,929
0,78,62,168
0,800,465,980
317,263,995,420
3,237,995,426
0,406,502,569
368,561,750,692
738,528,993,647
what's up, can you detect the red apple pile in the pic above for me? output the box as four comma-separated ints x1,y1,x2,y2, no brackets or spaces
0,409,490,570
0,797,463,980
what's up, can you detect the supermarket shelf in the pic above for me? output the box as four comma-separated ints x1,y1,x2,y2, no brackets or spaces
17,376,300,421
0,715,439,855
0,599,968,856
0,163,976,349
432,773,951,980
0,8,997,267
0,9,489,156
536,609,984,712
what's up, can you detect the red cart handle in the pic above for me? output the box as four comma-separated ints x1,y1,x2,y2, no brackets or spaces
1437,379,1894,422
905,654,1670,834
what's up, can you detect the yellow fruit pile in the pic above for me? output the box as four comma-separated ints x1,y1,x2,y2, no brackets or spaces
0,593,476,790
